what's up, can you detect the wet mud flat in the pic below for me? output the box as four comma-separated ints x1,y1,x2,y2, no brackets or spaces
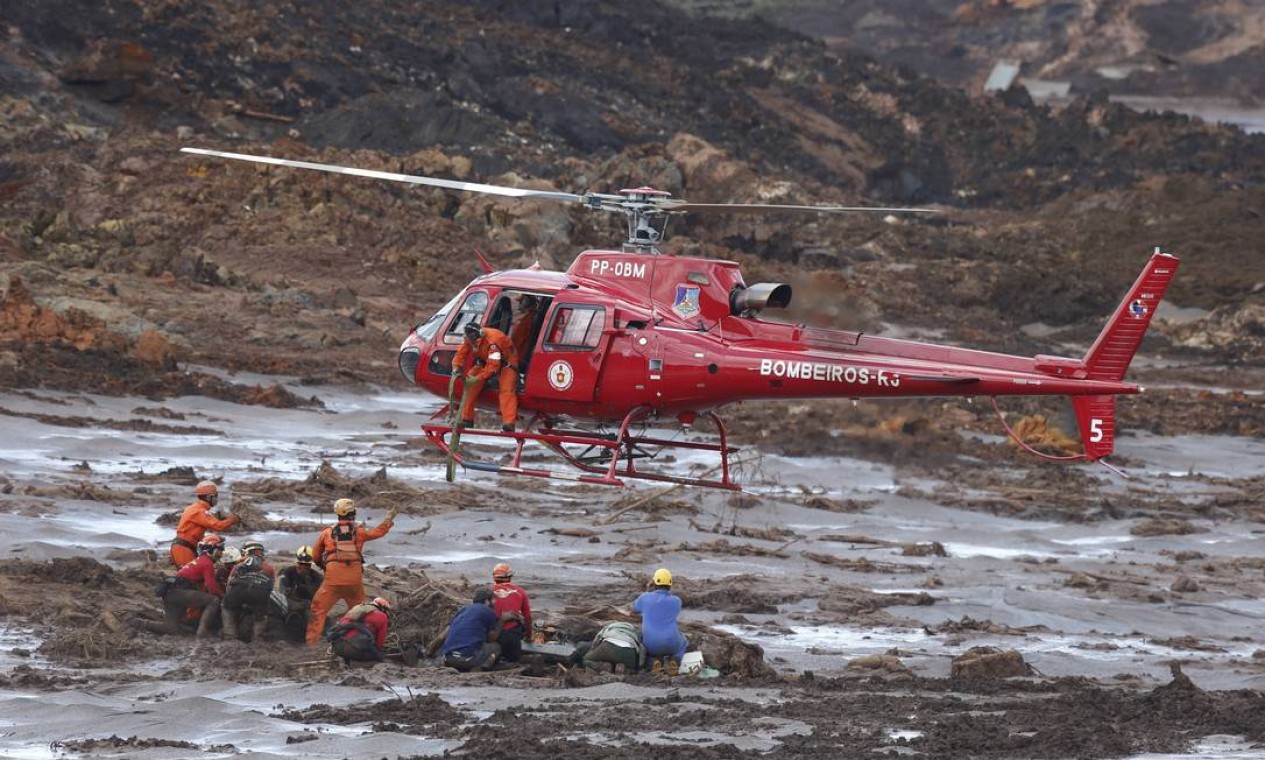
1,364,1264,758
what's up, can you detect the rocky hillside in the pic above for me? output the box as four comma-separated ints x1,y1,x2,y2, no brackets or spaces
1,0,1262,395
704,0,1265,103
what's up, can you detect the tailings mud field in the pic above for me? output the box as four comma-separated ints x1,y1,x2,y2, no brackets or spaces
1,1,1263,757
2,368,1264,758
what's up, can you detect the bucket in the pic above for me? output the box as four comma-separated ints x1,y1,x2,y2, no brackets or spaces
679,651,704,675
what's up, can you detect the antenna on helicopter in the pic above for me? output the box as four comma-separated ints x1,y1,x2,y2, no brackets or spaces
180,147,937,253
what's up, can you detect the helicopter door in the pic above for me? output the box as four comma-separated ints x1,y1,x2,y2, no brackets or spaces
489,292,551,380
528,304,606,402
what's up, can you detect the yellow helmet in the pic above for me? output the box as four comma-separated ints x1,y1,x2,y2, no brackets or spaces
333,498,356,517
652,568,673,586
296,546,314,564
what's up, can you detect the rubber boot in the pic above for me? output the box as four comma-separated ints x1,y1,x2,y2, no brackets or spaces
196,599,221,637
161,605,187,635
251,612,267,643
221,607,239,640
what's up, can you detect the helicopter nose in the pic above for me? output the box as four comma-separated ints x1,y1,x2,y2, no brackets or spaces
398,347,421,385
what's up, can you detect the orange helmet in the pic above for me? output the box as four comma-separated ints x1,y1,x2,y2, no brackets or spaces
198,534,224,554
372,596,392,612
492,562,512,581
195,480,218,497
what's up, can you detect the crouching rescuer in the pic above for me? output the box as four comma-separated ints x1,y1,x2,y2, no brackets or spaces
149,534,225,636
439,588,504,672
222,541,276,642
452,322,520,432
583,621,647,674
327,596,392,665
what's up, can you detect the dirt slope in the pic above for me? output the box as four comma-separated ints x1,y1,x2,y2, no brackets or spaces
0,6,1264,754
1,0,1262,397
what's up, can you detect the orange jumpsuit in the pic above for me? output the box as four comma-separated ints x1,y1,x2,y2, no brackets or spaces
305,516,394,644
509,304,537,359
452,326,519,427
170,500,239,567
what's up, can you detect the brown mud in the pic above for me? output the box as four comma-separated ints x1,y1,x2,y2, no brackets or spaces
1,1,1264,757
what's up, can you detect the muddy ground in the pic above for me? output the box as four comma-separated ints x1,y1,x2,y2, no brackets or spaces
1,1,1264,758
2,367,1265,758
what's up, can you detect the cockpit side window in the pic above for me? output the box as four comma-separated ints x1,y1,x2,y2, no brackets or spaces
443,291,489,344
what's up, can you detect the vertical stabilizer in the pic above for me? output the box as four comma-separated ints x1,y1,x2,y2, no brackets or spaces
1083,250,1180,381
1072,395,1116,460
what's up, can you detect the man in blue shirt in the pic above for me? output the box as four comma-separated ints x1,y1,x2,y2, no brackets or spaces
632,567,688,671
440,588,503,672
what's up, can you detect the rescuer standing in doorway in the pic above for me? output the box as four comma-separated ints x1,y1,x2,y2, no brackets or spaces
508,294,539,360
452,322,519,432
305,498,396,645
169,480,239,567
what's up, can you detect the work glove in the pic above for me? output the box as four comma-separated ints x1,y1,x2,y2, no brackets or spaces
464,373,480,386
386,506,399,521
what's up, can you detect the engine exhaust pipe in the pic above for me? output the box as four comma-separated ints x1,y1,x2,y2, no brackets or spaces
730,283,793,315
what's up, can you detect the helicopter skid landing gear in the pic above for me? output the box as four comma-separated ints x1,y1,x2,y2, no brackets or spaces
421,407,741,490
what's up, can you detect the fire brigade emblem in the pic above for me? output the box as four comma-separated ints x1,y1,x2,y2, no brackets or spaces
548,360,574,391
672,285,700,317
1129,299,1148,318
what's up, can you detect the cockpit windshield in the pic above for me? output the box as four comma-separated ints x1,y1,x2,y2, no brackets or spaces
413,293,462,342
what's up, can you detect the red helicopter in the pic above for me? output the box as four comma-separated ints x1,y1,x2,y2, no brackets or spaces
183,148,1179,490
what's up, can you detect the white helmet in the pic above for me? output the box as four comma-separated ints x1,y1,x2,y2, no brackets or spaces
220,547,243,564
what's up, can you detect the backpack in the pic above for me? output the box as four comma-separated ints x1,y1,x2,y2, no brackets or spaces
237,555,263,574
325,620,382,661
327,524,362,565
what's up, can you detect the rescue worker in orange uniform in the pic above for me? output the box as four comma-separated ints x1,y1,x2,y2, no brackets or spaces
508,295,539,361
304,498,397,645
170,480,239,567
452,322,519,432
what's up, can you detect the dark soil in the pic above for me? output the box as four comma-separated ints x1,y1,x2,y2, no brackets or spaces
1,2,1263,757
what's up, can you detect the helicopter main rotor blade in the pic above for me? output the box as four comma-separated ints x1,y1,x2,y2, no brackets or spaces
180,148,585,203
661,201,937,214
